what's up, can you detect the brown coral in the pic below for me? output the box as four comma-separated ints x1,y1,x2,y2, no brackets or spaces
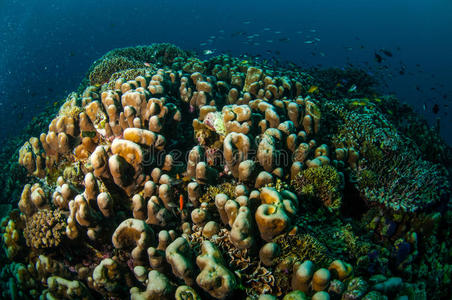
23,209,66,249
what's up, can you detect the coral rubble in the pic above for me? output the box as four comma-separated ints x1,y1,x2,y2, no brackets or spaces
0,43,451,299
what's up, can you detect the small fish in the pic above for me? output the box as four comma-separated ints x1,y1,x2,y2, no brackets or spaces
319,52,325,57
265,40,274,43
432,104,439,114
144,62,151,67
423,103,427,111
381,49,393,57
304,40,314,44
243,21,251,24
374,52,383,63
310,29,316,32
200,42,207,46
179,195,184,211
308,85,319,93
241,60,249,64
203,49,214,55
348,84,357,93
350,100,367,106
263,28,271,31
374,98,382,103
314,37,321,42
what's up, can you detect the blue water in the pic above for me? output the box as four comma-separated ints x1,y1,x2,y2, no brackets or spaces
1,0,451,145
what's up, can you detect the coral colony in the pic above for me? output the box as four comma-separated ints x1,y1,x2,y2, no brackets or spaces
1,44,451,299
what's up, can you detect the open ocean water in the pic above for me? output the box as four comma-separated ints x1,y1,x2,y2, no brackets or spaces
0,0,451,145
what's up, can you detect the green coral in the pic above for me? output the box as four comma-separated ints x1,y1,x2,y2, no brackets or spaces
357,169,378,189
105,68,149,90
292,165,343,210
88,43,189,85
328,102,449,212
89,56,143,86
274,233,333,267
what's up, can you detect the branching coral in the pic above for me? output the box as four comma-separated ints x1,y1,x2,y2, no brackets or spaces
23,209,66,249
5,44,450,300
292,165,343,210
328,102,449,212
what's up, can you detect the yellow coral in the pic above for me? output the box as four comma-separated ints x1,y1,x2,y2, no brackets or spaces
1,211,23,259
23,209,67,249
199,182,236,204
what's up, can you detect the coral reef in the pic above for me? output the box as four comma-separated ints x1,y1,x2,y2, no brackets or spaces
0,43,450,299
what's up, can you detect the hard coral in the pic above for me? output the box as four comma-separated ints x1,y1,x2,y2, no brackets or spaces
7,44,451,299
293,165,343,210
23,209,66,249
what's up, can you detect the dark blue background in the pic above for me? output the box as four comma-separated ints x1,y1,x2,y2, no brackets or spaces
1,0,451,145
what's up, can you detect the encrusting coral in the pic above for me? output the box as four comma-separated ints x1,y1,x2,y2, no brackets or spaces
0,43,450,299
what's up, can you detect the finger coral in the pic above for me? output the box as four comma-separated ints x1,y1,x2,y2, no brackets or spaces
3,43,451,299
